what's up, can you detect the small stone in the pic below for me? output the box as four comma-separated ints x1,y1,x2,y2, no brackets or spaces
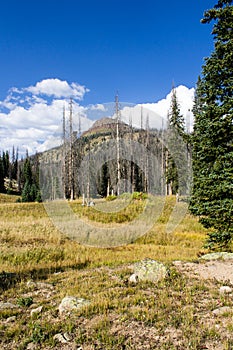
36,282,54,290
27,281,37,288
129,273,139,283
59,296,90,315
0,302,18,310
219,286,233,294
27,280,54,290
6,316,16,323
26,342,38,350
30,305,43,317
63,332,72,341
212,306,232,316
53,333,68,343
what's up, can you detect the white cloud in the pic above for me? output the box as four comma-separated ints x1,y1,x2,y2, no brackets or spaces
89,104,106,111
0,79,93,156
25,78,89,99
118,85,194,131
0,81,195,157
142,85,195,131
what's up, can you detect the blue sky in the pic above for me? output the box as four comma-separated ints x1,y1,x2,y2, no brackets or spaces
0,0,216,154
1,0,214,104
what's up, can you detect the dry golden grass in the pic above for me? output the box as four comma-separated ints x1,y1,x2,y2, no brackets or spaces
0,194,207,275
3,194,228,350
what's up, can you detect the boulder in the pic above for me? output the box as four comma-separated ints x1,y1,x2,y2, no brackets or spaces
219,286,233,294
59,296,90,315
0,302,18,310
200,252,233,261
133,258,168,282
212,306,232,316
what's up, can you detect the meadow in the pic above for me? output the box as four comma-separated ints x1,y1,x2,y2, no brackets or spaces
1,193,232,349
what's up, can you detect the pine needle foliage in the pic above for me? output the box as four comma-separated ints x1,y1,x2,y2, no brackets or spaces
190,0,233,250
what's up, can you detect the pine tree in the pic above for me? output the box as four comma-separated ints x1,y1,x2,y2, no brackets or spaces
97,162,109,197
166,87,188,195
2,151,9,178
11,146,18,180
0,155,5,193
21,158,39,202
190,0,233,250
23,158,33,184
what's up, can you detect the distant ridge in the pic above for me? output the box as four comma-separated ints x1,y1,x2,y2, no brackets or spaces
82,117,130,137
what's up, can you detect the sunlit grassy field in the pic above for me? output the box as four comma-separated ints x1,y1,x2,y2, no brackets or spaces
3,194,232,349
0,194,206,275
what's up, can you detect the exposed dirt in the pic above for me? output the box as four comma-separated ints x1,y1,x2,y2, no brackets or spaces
173,259,233,284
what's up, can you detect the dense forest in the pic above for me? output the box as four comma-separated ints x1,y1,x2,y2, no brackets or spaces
0,148,41,202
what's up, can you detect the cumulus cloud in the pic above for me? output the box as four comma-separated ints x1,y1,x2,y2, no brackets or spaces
25,78,89,99
142,85,195,131
0,79,92,156
118,85,194,131
0,81,194,157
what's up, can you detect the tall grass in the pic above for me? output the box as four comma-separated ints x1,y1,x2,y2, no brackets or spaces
1,194,232,350
0,194,207,276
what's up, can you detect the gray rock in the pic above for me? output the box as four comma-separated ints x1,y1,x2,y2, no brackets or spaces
133,258,168,282
219,286,233,294
30,305,43,317
129,273,139,283
0,302,18,310
6,316,16,323
59,296,90,315
27,281,54,290
212,306,232,316
53,333,68,343
26,342,38,350
200,252,233,261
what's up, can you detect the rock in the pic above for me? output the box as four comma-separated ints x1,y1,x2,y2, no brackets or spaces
129,273,139,283
6,316,16,323
63,332,72,341
53,333,68,343
36,282,54,290
30,305,43,317
59,296,90,315
27,281,37,288
133,258,168,282
219,286,233,294
27,281,54,290
212,306,232,316
0,302,18,310
200,252,233,261
26,342,38,349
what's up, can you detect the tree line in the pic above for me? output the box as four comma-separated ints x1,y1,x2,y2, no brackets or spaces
0,148,41,202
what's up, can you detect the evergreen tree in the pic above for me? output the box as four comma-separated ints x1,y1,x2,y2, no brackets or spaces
23,158,33,184
21,180,32,202
166,87,188,195
11,146,18,180
190,0,233,250
2,151,9,178
97,162,109,197
21,158,40,202
0,155,5,193
169,87,185,136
